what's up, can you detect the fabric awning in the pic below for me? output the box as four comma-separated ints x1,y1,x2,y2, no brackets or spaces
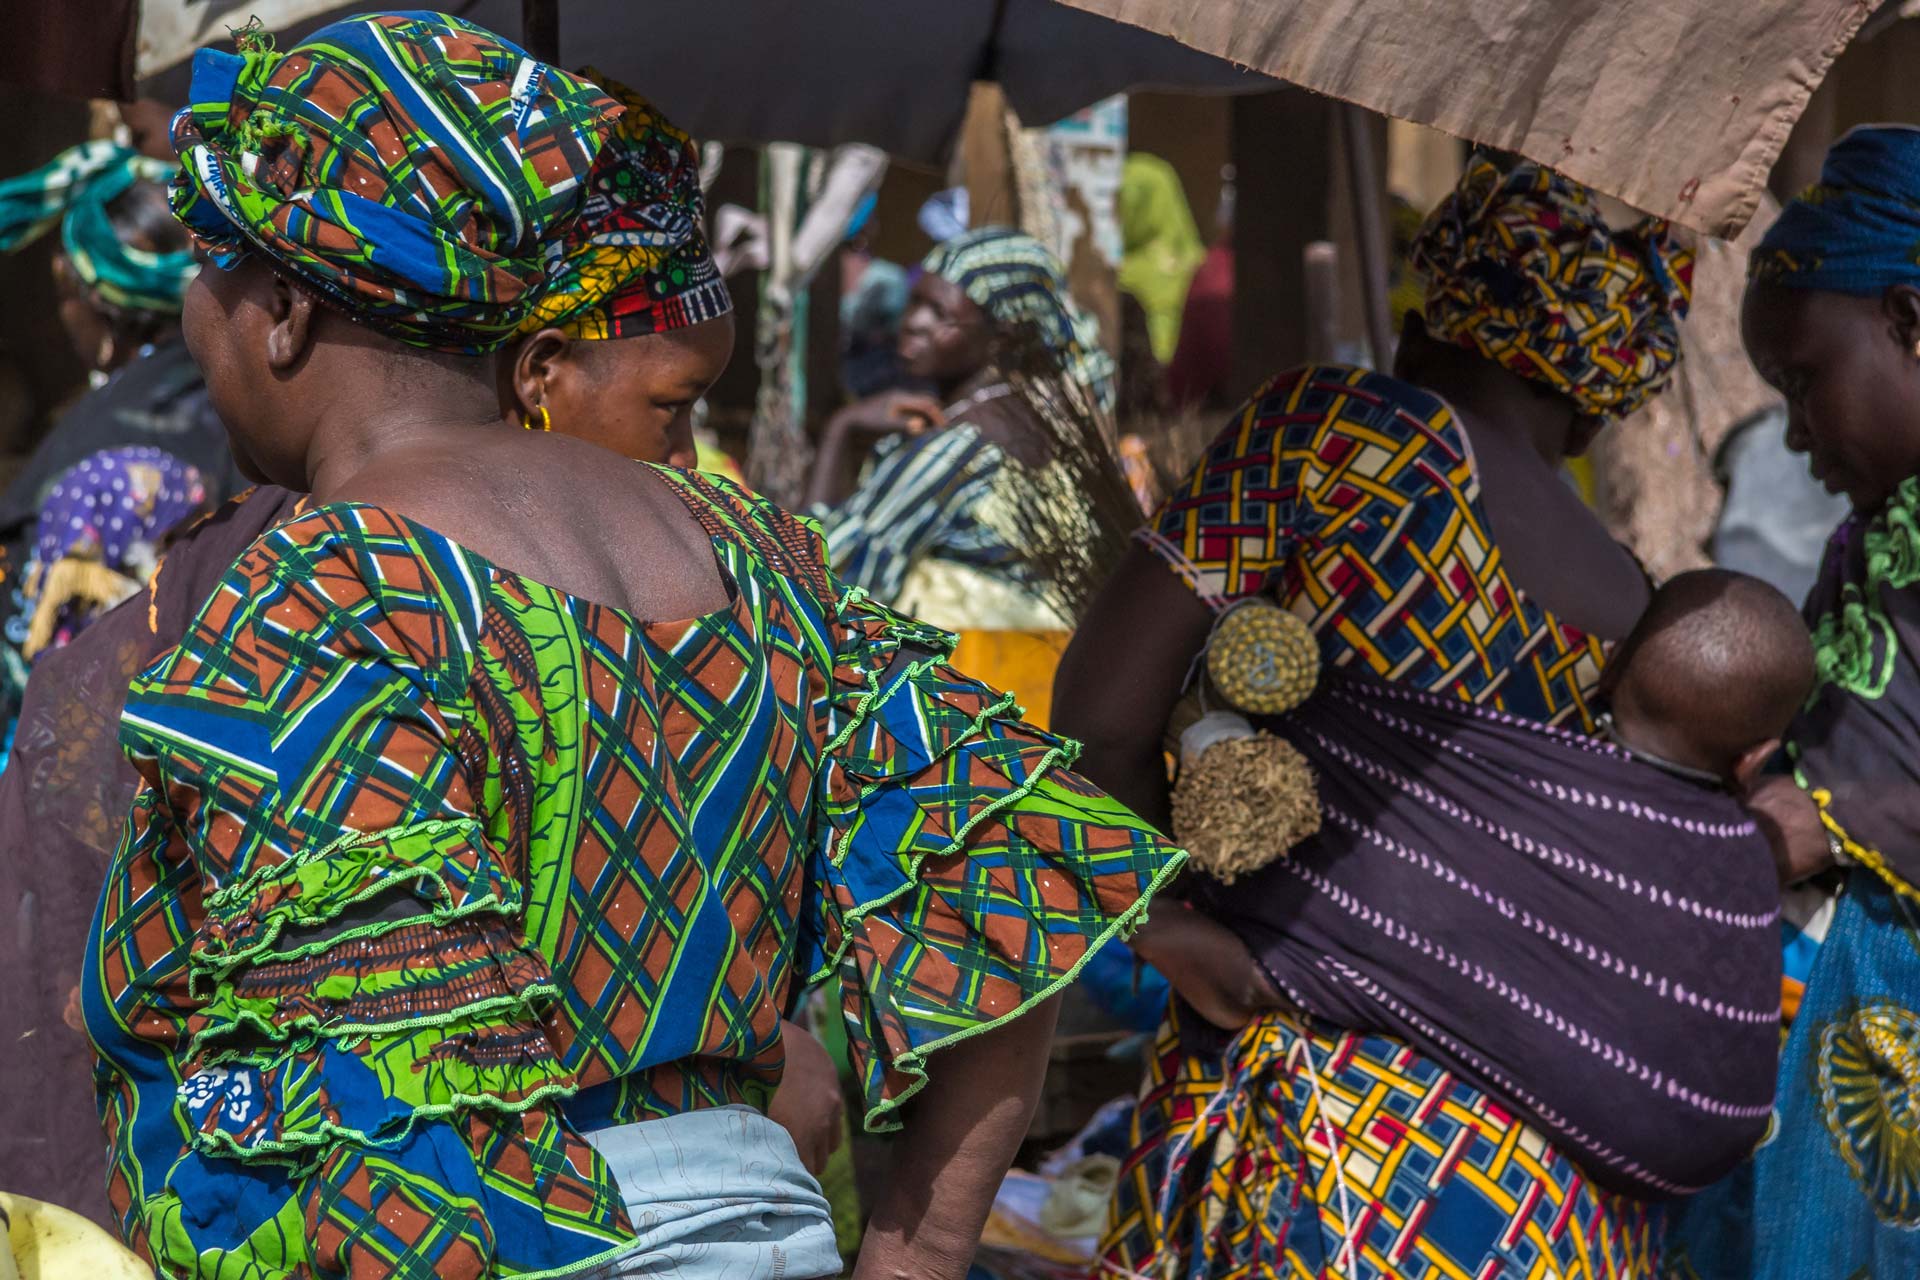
1051,0,1875,235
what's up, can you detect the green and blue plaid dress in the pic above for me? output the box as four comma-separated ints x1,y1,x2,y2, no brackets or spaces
84,467,1183,1279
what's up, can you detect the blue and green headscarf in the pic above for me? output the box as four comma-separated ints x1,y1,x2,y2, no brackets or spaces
0,140,197,316
171,13,621,354
923,226,1117,413
1753,125,1920,294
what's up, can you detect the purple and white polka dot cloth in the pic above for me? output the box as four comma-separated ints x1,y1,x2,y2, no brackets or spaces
31,445,205,577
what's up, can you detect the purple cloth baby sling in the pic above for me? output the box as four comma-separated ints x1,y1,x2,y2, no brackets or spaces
1191,668,1782,1198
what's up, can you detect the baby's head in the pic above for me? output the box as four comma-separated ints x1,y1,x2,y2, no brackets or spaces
1603,568,1815,788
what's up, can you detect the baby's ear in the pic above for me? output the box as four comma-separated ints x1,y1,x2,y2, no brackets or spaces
1732,738,1782,794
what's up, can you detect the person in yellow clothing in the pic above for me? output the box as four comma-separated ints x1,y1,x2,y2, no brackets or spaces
1118,152,1206,365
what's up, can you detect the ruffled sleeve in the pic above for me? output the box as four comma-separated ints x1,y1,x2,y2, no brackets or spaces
97,509,622,1277
802,588,1186,1129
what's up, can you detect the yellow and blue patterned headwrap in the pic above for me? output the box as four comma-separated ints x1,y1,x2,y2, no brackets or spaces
1413,155,1694,420
0,140,197,316
1752,125,1920,294
515,74,731,342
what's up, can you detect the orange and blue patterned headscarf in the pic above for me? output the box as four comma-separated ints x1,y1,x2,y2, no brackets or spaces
170,13,620,354
516,75,731,341
1413,155,1694,419
1752,125,1920,294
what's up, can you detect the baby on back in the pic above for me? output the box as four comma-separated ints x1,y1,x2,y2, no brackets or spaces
1184,567,1811,1196
1601,567,1815,793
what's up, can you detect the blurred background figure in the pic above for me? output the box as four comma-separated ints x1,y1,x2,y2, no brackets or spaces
1166,164,1235,410
0,129,235,734
1116,152,1204,367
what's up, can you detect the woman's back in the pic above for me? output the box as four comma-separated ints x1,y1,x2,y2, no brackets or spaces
90,466,1183,1275
1144,363,1616,727
326,430,734,624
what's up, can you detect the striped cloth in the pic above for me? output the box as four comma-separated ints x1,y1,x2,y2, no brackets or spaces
820,412,1021,606
1194,667,1783,1198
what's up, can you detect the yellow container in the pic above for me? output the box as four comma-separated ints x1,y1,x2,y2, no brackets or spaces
949,630,1072,729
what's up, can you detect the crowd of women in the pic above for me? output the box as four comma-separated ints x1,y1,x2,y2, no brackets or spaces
0,10,1915,1280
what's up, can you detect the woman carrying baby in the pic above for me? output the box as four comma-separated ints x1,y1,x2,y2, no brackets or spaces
1058,155,1721,1279
1662,124,1920,1280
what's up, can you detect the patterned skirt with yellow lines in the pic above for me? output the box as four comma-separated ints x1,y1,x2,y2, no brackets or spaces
1097,1005,1658,1280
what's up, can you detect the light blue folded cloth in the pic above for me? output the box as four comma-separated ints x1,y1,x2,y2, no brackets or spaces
577,1105,842,1279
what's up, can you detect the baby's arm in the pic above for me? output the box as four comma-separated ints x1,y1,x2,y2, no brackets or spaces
1745,773,1833,885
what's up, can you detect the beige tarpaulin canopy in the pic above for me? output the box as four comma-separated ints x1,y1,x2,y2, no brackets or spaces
133,2,1874,234
1052,0,1875,235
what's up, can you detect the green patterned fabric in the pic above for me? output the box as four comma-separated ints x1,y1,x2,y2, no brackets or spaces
171,12,620,353
85,467,1183,1278
0,140,197,315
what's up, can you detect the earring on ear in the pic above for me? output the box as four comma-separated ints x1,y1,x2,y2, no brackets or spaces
524,405,553,432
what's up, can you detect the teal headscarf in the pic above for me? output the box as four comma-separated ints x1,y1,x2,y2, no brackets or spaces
0,140,197,316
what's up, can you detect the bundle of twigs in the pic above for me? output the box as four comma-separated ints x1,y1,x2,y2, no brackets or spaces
982,325,1146,627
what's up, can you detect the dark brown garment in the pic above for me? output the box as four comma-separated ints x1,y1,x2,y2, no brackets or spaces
0,485,298,1221
0,0,136,100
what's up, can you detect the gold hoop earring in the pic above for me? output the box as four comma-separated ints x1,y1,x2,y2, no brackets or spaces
524,404,553,432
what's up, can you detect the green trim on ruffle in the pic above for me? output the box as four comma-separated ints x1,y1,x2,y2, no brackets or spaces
192,817,519,989
188,977,560,1066
859,845,1187,1133
823,680,1035,871
806,739,1082,990
813,585,1189,1134
181,817,574,1174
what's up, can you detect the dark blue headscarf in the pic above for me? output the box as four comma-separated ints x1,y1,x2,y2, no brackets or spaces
1753,125,1920,293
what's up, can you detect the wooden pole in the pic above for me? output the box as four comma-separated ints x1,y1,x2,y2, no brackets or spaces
1230,88,1334,394
521,0,560,63
1339,104,1395,368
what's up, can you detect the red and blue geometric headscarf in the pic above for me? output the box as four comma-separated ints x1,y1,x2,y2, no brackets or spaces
516,74,732,341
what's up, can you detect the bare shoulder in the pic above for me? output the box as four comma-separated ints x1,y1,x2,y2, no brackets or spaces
328,432,726,616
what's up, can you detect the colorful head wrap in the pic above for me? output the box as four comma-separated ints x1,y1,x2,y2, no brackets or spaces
170,14,620,354
0,141,197,316
923,226,1117,412
516,74,730,340
1752,126,1920,294
1412,155,1694,419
